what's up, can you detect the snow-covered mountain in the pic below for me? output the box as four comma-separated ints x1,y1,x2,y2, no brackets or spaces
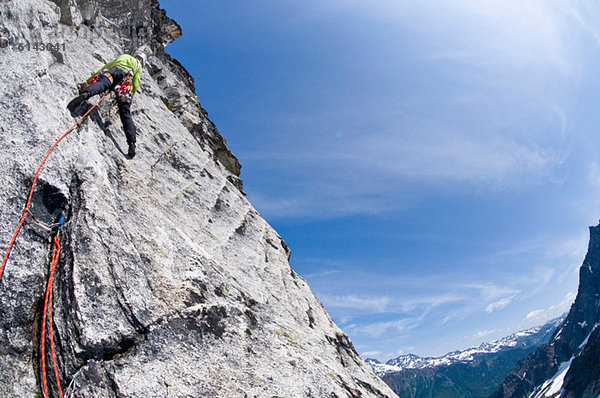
368,318,563,376
367,318,562,398
493,224,600,398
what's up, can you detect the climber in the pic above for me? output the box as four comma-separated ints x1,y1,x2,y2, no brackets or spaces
67,52,147,158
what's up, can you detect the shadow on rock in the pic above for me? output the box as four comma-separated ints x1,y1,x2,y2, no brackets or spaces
69,102,125,156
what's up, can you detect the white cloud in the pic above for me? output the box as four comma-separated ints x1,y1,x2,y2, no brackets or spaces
329,0,575,74
476,328,508,339
347,316,426,339
525,292,576,322
344,125,566,186
544,233,589,261
313,269,527,315
526,309,546,321
550,292,577,315
486,298,513,314
380,291,468,316
461,327,512,343
567,1,600,48
457,282,521,303
303,269,343,279
361,350,382,359
320,294,392,313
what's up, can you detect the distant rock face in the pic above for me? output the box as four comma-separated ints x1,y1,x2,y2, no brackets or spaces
368,319,561,398
0,1,397,397
492,225,600,398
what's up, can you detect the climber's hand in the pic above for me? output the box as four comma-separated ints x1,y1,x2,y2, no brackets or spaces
77,82,88,94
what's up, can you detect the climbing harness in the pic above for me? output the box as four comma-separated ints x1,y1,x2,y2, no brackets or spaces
40,213,66,398
88,73,100,85
88,70,132,95
89,71,113,85
86,70,133,104
114,72,133,104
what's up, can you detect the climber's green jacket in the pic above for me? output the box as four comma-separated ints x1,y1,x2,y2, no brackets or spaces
87,54,143,95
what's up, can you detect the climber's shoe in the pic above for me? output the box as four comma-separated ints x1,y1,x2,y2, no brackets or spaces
127,142,136,158
67,92,91,111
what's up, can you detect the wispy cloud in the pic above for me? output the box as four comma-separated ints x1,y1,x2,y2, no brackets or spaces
526,309,546,321
486,298,513,314
567,1,600,48
525,291,576,323
244,0,583,221
462,327,513,344
320,294,392,313
361,350,382,359
311,269,529,324
303,270,342,279
478,231,587,298
346,314,427,339
549,292,577,314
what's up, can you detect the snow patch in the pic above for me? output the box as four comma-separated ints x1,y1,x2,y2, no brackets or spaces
555,326,563,340
579,322,600,350
530,357,573,398
367,361,405,374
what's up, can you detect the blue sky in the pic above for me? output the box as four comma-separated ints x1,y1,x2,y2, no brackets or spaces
159,0,600,359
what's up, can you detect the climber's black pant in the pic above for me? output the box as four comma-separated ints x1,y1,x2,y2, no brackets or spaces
116,101,135,144
83,70,137,144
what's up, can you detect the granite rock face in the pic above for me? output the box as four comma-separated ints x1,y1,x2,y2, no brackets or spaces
491,225,600,398
0,1,397,397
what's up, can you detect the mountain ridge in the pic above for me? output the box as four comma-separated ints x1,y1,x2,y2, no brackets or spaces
369,317,563,375
368,318,562,398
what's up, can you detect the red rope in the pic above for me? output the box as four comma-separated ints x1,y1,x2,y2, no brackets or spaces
41,262,50,397
0,93,109,285
41,236,63,398
49,237,63,397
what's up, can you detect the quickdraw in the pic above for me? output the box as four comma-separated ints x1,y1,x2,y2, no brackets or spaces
23,208,64,233
114,72,133,95
114,79,132,94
